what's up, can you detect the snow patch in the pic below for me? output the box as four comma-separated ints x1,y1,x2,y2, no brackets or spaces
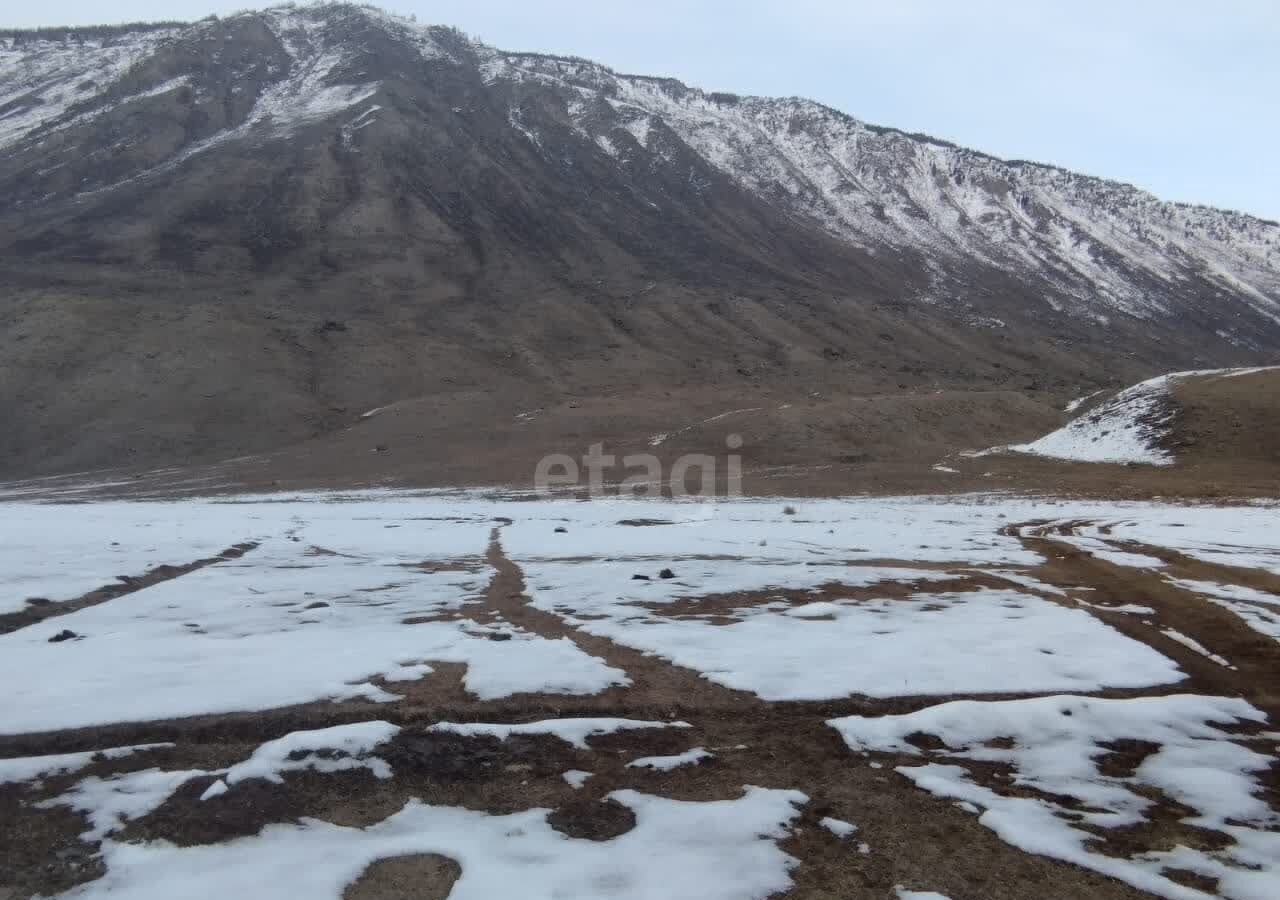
1160,628,1233,668
199,779,228,801
820,816,857,838
530,585,1184,701
428,718,690,750
562,769,591,789
224,721,400,786
0,519,625,734
1005,368,1280,466
1169,578,1280,642
627,747,712,771
0,744,172,786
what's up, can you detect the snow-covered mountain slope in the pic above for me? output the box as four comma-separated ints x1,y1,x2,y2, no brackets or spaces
485,53,1280,329
0,25,179,149
1001,367,1280,465
1,3,1277,337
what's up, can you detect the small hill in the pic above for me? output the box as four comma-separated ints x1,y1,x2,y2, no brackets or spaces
1166,367,1280,465
1001,367,1280,466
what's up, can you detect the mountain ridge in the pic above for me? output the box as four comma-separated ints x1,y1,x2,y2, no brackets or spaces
5,7,1277,218
4,11,1276,227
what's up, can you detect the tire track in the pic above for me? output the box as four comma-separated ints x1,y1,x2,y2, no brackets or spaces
1011,526,1280,716
481,524,766,714
0,541,259,636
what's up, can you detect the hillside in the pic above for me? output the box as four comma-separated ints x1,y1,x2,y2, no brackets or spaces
998,367,1280,467
1,3,1278,479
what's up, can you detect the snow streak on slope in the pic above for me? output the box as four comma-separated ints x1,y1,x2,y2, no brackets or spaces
0,7,416,166
0,29,179,149
0,744,172,786
483,48,1280,326
1009,372,1185,466
1003,366,1279,465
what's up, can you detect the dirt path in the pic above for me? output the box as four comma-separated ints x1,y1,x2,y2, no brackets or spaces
1011,527,1280,717
0,542,259,636
1110,537,1280,594
480,524,767,713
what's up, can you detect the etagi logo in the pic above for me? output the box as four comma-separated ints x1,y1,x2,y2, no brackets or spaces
534,435,744,498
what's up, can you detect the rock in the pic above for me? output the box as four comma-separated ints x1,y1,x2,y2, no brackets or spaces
49,629,79,643
488,631,513,642
658,568,676,579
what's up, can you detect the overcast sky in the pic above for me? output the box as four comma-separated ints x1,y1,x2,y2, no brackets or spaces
7,1,1277,220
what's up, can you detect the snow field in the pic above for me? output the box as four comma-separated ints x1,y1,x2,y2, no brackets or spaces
522,573,1185,700
1,490,1278,898
6,491,1279,728
0,518,624,733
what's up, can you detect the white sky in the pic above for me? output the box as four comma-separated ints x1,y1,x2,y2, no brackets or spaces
5,1,1277,220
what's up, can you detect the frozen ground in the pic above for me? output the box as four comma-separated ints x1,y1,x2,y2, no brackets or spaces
1,489,1278,899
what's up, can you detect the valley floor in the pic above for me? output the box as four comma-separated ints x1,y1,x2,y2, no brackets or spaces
2,491,1279,900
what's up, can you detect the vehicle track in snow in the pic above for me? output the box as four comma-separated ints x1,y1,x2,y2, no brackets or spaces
0,541,259,636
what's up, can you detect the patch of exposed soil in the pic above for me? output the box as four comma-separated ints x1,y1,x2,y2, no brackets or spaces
1095,739,1162,779
0,787,105,898
343,854,461,900
547,797,637,841
638,574,998,620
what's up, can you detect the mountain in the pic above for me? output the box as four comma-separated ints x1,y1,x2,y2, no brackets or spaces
1,3,1278,481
